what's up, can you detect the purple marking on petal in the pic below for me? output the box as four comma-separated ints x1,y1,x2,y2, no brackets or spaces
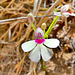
35,27,44,39
31,16,33,22
37,33,43,38
27,13,34,23
35,39,45,44
61,5,69,13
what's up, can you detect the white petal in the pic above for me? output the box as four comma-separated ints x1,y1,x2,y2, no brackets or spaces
54,12,61,16
29,45,41,62
62,12,70,18
21,40,36,52
47,49,54,58
40,44,51,61
44,39,60,48
70,13,75,16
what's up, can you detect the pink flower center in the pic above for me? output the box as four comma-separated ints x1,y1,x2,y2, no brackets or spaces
68,11,72,14
35,39,45,44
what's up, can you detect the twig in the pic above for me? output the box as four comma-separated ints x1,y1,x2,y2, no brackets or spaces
64,17,68,33
33,0,39,15
0,41,12,44
0,17,27,23
34,0,42,16
0,15,54,23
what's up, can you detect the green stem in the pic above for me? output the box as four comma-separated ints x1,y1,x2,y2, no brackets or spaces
32,23,36,31
41,59,47,72
43,30,45,33
43,16,59,38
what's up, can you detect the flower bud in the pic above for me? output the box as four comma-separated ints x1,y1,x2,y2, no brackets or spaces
42,23,46,30
61,5,69,13
27,13,34,23
35,27,44,39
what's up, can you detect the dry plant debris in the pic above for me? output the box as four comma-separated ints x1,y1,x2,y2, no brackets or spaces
0,0,75,75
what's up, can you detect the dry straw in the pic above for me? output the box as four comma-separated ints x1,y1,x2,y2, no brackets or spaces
0,0,75,75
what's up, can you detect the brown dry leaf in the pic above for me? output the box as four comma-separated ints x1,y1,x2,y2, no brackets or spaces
62,53,73,61
37,71,45,75
46,61,56,72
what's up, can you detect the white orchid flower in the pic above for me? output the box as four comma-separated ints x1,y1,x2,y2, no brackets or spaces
61,5,69,13
54,4,75,18
21,28,60,62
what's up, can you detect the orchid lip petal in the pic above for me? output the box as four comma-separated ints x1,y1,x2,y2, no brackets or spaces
21,40,36,52
44,39,60,48
29,45,41,62
40,44,52,61
35,27,44,38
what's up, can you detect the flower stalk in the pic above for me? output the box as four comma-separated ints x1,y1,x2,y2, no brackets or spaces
33,23,36,31
44,16,59,38
41,59,47,72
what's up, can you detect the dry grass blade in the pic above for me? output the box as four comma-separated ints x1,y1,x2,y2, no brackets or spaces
13,53,28,75
0,0,7,4
0,0,14,16
33,0,42,16
0,41,12,44
0,20,19,40
37,0,63,27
